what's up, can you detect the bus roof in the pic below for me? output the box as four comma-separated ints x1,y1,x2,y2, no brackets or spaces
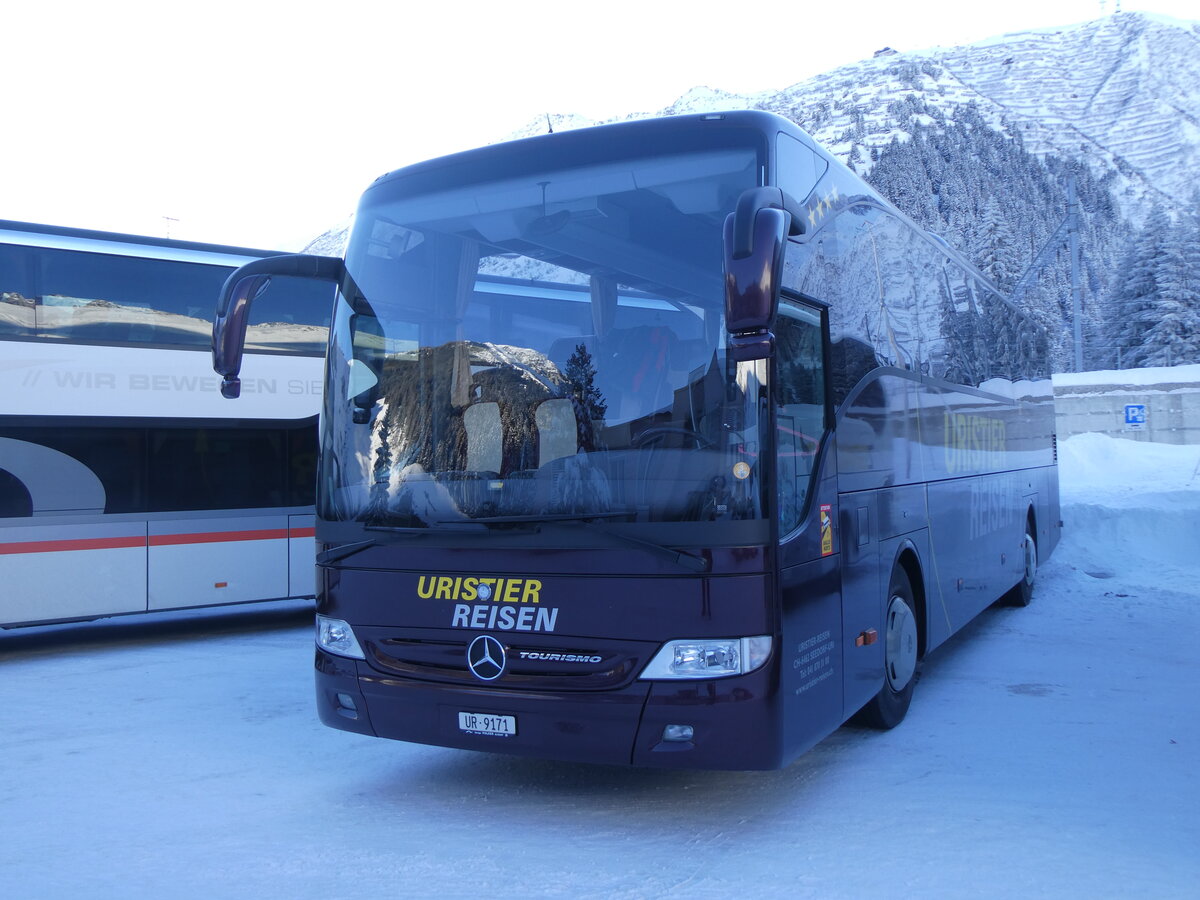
0,219,290,268
366,110,808,191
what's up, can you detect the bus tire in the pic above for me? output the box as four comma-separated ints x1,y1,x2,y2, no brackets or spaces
858,567,919,730
1002,520,1038,608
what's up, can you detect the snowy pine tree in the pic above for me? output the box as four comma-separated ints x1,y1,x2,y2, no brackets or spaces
562,343,607,450
1111,206,1170,368
367,416,393,518
973,196,1022,293
1140,213,1200,366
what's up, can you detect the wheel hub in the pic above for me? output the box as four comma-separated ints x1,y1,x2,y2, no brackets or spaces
884,594,918,692
1022,533,1038,587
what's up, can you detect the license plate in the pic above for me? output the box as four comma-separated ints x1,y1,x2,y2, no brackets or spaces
458,711,517,737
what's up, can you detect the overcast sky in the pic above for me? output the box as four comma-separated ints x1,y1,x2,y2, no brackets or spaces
5,0,1194,250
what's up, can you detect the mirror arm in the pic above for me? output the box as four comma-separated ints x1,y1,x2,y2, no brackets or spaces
731,187,804,260
212,254,345,399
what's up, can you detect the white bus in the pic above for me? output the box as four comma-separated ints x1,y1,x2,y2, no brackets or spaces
0,220,333,627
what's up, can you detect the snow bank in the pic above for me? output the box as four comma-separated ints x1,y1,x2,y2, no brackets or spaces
1059,432,1200,574
1053,362,1200,390
1059,431,1199,499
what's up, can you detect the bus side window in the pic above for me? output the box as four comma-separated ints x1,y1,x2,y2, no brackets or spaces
791,206,884,407
0,244,38,339
775,301,825,534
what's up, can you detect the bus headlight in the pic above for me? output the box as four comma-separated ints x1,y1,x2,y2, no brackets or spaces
639,636,771,680
316,615,365,659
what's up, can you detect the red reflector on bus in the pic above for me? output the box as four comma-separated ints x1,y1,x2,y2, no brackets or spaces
215,582,228,589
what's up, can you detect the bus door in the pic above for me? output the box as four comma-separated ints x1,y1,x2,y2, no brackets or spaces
773,298,845,753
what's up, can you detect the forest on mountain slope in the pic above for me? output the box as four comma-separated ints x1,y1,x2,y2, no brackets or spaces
854,101,1199,371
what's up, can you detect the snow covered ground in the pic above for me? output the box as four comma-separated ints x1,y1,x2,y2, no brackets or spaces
2,434,1198,899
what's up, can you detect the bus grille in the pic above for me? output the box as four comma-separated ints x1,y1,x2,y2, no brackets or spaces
358,630,652,692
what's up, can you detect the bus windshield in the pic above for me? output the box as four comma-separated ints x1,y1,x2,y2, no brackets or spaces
319,143,780,537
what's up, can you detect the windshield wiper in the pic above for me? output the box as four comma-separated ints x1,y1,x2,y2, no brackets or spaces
316,540,377,565
590,526,709,573
445,512,632,526
506,515,709,573
329,515,708,573
318,519,495,565
366,522,488,533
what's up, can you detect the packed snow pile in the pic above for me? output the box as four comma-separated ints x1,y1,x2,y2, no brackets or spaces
1053,362,1200,393
1058,431,1199,573
1059,431,1199,500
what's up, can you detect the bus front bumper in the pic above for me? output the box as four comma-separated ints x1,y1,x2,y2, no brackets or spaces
316,648,784,770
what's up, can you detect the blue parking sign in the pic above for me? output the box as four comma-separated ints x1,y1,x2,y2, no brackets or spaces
1124,404,1147,430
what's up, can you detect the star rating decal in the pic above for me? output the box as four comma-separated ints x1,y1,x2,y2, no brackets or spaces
806,185,841,229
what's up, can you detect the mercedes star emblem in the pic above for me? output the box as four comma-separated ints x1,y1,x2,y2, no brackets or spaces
467,634,506,681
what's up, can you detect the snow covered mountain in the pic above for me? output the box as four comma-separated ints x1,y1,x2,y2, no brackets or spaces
307,13,1199,371
523,12,1199,221
312,12,1198,247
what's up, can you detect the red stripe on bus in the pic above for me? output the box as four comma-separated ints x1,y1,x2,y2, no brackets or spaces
148,529,291,546
0,536,147,555
0,526,312,555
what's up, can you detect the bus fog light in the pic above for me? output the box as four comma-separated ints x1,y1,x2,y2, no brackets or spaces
662,724,694,742
640,636,772,680
335,692,357,712
316,615,366,659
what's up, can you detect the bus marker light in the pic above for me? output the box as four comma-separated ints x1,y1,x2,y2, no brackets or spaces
856,629,878,647
215,582,228,589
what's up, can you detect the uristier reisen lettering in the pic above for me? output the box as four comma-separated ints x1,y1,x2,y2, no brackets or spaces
451,604,559,632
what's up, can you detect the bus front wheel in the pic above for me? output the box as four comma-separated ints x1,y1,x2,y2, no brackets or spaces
858,568,919,730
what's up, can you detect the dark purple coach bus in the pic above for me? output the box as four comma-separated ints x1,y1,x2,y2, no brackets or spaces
213,111,1060,770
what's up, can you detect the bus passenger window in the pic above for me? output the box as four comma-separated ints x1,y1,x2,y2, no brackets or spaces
775,301,825,534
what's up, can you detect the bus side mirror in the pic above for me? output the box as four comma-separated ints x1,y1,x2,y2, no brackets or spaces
723,187,802,362
347,359,380,424
213,254,345,398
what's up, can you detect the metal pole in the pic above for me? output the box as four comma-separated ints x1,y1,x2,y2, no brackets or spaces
1067,176,1084,372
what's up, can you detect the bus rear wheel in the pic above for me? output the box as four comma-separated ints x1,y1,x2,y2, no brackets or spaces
858,568,919,730
1001,521,1037,607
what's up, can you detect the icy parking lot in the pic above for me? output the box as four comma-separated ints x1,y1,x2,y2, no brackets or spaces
3,434,1198,899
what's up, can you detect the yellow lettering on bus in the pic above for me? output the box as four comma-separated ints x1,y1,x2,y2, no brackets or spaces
418,573,548,603
944,412,1007,474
